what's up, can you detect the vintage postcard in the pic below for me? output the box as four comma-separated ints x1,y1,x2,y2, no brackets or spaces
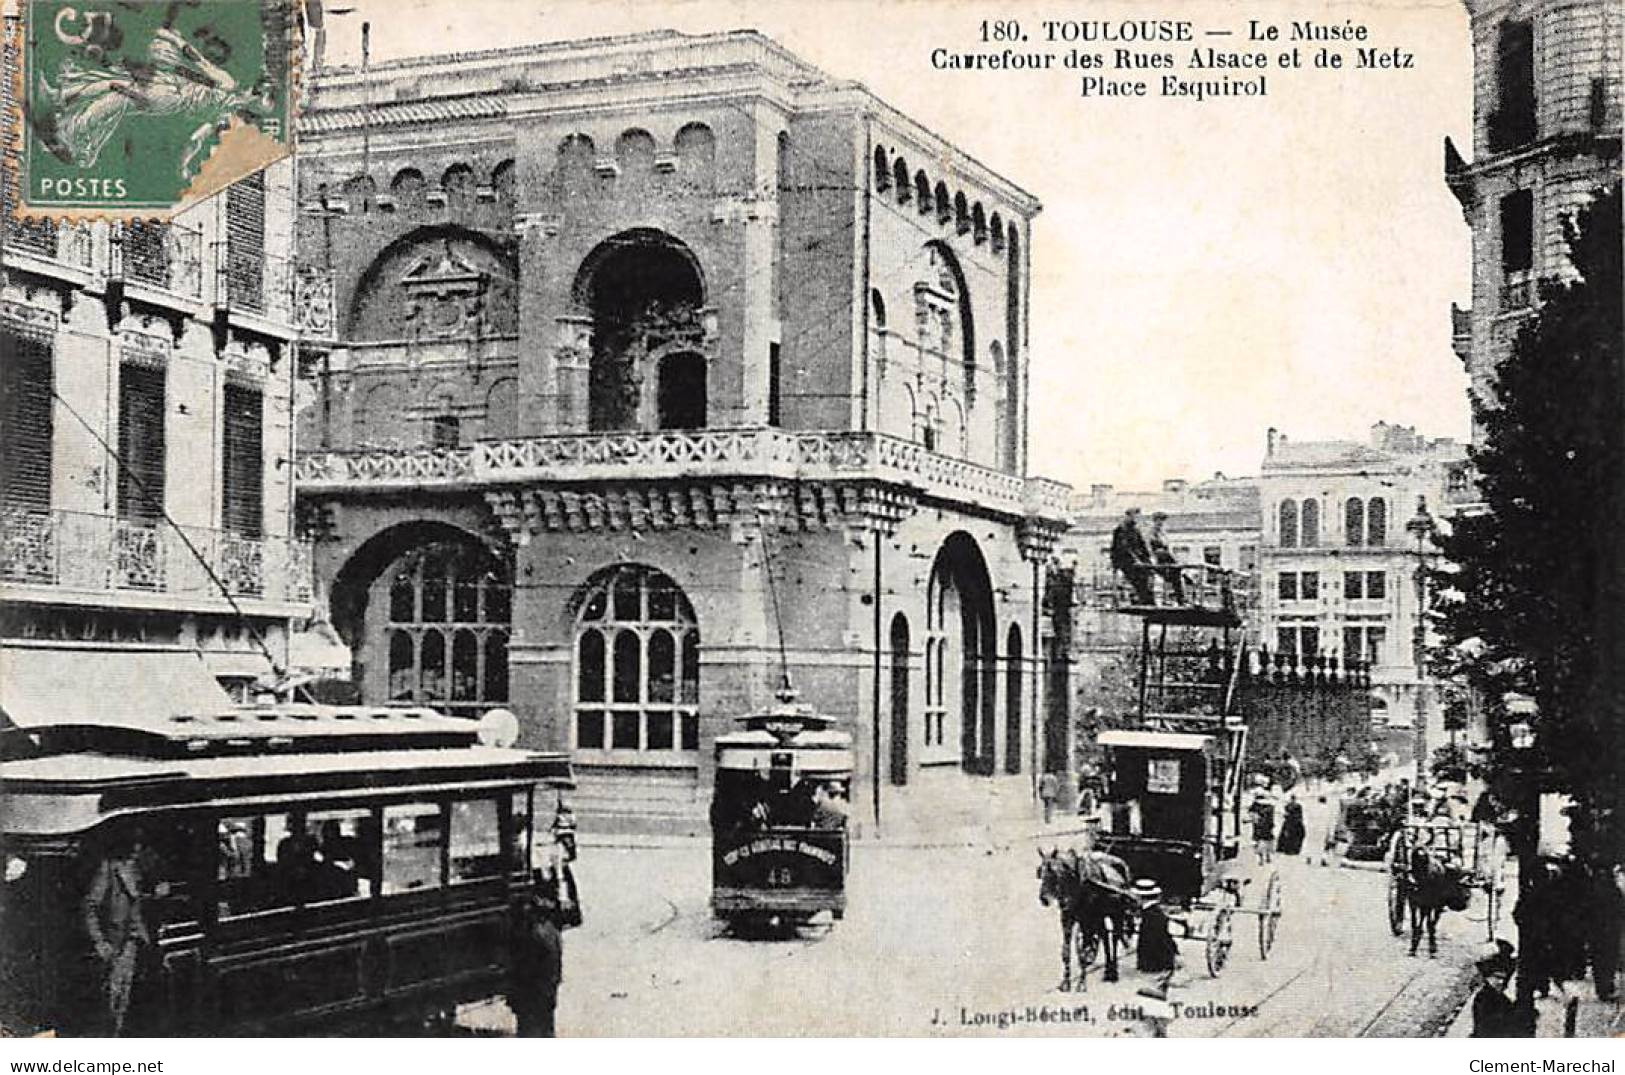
0,0,1620,1055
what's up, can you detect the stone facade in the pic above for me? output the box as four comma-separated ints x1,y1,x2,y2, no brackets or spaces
1,13,317,691
1258,423,1469,745
293,31,1072,835
1446,0,1623,419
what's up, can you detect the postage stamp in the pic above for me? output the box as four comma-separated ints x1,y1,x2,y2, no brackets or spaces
15,0,295,215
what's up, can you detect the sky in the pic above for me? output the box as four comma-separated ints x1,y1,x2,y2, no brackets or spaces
318,0,1475,490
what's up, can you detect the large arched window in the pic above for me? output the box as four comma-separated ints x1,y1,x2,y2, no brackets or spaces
926,533,995,772
385,541,511,719
1367,497,1388,546
572,565,699,754
1278,500,1298,548
914,242,974,455
1301,499,1320,547
1345,497,1365,547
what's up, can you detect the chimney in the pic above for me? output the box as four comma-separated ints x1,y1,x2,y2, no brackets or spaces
1266,427,1279,457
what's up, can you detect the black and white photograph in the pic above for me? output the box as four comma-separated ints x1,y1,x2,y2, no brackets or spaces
0,0,1620,1054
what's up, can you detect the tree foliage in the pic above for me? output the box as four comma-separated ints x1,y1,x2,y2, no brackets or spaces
1432,182,1623,864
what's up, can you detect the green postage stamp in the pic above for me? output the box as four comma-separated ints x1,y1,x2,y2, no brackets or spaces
15,0,295,214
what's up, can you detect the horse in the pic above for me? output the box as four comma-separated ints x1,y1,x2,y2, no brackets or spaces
1405,844,1470,956
1036,847,1136,991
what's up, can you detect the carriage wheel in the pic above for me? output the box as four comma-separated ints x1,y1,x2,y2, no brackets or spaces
1206,906,1235,977
1257,871,1283,960
1386,868,1407,937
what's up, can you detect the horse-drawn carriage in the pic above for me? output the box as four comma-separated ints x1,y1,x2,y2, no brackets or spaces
1040,590,1283,988
1335,795,1404,861
710,691,852,935
1386,816,1508,953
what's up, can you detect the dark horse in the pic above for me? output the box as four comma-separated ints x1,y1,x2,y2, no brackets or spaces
1405,845,1470,956
1036,848,1136,991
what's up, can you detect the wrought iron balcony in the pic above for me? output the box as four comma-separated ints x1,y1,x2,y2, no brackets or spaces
296,429,1073,522
5,217,97,270
0,509,313,606
111,221,204,298
216,245,294,322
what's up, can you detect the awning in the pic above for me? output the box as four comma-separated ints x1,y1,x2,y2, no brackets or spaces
0,646,233,731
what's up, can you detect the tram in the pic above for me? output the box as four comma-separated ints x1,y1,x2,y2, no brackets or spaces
0,699,573,1036
710,691,853,933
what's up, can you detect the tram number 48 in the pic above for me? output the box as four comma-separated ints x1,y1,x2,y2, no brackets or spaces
767,866,795,887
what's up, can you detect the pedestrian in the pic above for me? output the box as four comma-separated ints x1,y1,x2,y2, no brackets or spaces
1277,794,1305,856
1038,771,1058,825
1585,858,1620,1002
1249,784,1277,865
1146,512,1185,604
1109,507,1155,606
1471,940,1532,1037
1132,879,1178,976
82,827,161,1036
510,891,564,1037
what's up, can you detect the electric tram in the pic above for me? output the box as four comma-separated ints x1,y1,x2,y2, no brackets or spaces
0,697,573,1036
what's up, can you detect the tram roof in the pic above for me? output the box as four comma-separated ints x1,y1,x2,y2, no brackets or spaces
1097,730,1216,753
1,745,574,837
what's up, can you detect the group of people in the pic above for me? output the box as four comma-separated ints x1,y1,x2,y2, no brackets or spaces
1246,779,1308,864
1110,507,1186,606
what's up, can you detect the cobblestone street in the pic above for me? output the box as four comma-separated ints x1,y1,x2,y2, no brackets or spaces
468,815,1492,1038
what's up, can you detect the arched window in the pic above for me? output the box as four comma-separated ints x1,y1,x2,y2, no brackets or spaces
894,157,910,202
556,134,595,198
1005,624,1023,774
870,288,887,369
990,211,1005,254
615,128,656,175
572,565,699,754
1301,499,1320,547
1345,497,1365,547
391,167,426,209
953,191,969,235
490,159,516,202
915,171,932,214
1278,500,1298,547
441,163,475,206
384,541,511,719
674,123,715,188
934,181,951,225
972,202,987,245
1367,497,1388,546
873,146,890,192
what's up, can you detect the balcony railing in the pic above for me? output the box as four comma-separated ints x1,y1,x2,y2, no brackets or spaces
5,217,96,269
112,221,204,298
217,246,293,322
296,429,1073,522
1076,565,1259,614
0,509,313,605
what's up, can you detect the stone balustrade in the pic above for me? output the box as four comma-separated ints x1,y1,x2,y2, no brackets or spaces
295,428,1072,523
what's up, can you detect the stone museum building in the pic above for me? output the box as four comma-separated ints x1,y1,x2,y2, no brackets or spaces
0,17,322,709
291,30,1073,834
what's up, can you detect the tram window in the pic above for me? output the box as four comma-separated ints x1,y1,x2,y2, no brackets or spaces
450,798,504,884
510,790,534,873
382,803,445,894
216,810,371,918
1147,758,1181,795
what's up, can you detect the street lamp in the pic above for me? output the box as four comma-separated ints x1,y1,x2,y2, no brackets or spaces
1406,496,1436,785
1504,693,1539,1027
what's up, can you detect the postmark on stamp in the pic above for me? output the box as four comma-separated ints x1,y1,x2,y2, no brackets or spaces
15,0,295,216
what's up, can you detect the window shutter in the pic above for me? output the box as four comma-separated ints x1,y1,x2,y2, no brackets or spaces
226,174,267,310
222,383,264,537
0,332,55,510
117,363,166,522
